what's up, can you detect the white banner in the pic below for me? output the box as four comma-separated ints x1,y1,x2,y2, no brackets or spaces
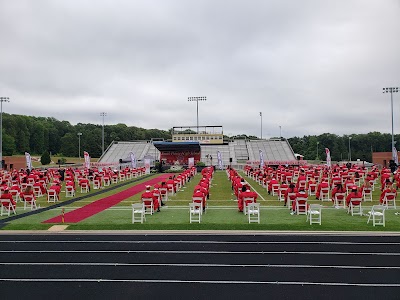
144,158,151,174
247,160,308,166
188,157,194,168
25,152,32,170
325,148,331,168
130,152,137,168
393,147,398,166
84,151,91,169
259,149,264,168
217,151,223,170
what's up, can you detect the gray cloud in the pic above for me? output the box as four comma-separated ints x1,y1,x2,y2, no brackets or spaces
0,0,399,138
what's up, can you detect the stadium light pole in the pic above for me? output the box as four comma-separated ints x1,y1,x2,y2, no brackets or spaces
188,96,206,133
383,87,399,159
348,136,352,162
316,141,319,160
0,97,10,169
77,132,82,160
100,112,107,155
260,112,262,139
279,125,282,138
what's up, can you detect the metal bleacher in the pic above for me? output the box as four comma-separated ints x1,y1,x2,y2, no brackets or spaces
99,138,296,167
200,144,231,166
232,139,249,162
247,139,296,161
100,141,154,163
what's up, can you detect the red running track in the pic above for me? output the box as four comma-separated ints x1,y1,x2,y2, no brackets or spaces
43,174,171,224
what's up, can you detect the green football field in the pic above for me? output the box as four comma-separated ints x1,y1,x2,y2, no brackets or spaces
1,170,399,231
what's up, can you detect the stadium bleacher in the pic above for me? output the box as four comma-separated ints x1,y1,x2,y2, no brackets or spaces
100,141,159,165
99,139,296,167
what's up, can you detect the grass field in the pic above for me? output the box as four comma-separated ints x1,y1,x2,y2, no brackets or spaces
1,170,399,231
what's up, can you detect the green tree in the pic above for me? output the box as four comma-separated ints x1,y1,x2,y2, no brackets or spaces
59,133,78,157
3,133,16,155
41,150,51,165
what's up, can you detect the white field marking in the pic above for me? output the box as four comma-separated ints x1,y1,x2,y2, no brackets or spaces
39,206,318,211
0,278,399,287
1,240,400,246
0,262,400,270
244,181,266,201
0,250,399,256
51,205,374,211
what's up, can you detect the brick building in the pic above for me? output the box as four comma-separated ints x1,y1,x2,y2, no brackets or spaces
372,152,399,167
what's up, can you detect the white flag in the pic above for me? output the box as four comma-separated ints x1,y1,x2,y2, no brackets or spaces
217,151,223,170
393,147,398,165
144,158,151,174
84,151,91,169
259,149,264,167
25,152,32,170
188,157,194,168
130,152,137,168
325,148,331,168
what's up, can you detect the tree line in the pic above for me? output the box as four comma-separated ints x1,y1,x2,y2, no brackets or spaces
2,114,171,158
288,132,395,162
1,113,394,162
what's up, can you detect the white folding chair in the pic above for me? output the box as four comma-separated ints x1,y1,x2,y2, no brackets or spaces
243,197,256,215
370,180,376,191
307,204,322,225
119,173,126,182
132,203,146,223
10,190,21,203
167,184,175,196
297,180,307,191
362,188,373,202
320,188,330,201
189,202,202,223
271,184,280,197
192,197,205,214
159,188,168,202
23,194,37,210
33,186,43,198
0,199,16,216
47,190,58,203
142,198,154,215
80,183,89,193
367,205,385,227
278,188,287,202
296,198,308,215
103,177,111,187
65,186,75,198
93,179,101,190
248,202,260,224
287,193,297,210
383,193,396,209
347,199,363,216
308,183,317,196
20,183,28,192
333,193,346,208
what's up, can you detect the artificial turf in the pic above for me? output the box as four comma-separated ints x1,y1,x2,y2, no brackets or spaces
1,169,399,231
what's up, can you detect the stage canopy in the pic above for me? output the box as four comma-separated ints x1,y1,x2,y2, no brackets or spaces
153,141,201,152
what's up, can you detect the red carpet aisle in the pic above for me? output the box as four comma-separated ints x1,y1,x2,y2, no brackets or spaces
43,174,171,223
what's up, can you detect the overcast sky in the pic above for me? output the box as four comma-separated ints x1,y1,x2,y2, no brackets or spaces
1,0,400,138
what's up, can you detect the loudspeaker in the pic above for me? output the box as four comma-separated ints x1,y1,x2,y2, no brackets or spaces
229,158,232,163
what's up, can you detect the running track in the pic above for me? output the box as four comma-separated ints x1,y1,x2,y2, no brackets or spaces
0,233,399,299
